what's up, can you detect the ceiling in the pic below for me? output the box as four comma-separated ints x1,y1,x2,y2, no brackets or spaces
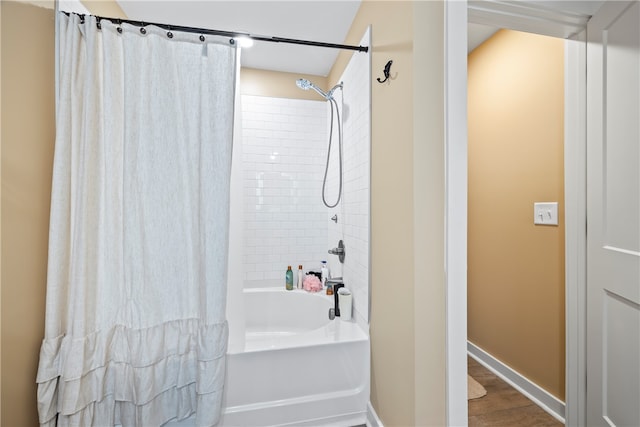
468,23,499,53
116,1,361,77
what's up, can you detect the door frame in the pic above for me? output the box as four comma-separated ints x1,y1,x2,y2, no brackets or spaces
444,1,588,425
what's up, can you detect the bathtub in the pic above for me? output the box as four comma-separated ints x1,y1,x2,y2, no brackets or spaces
219,287,370,427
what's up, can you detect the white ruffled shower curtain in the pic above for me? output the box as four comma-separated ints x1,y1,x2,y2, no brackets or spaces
36,12,237,427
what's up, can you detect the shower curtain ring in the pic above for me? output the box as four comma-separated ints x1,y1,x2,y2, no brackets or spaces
167,26,173,39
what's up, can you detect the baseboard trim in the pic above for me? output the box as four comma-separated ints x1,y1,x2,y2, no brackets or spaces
366,401,383,427
467,341,565,423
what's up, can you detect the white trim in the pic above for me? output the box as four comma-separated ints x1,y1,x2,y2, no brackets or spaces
468,342,566,423
366,401,383,427
444,1,469,426
564,32,587,427
468,0,590,39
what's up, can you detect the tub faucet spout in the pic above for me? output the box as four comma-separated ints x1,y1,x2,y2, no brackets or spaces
325,279,345,317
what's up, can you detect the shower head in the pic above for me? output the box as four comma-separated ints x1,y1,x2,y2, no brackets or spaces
295,78,313,91
296,78,329,100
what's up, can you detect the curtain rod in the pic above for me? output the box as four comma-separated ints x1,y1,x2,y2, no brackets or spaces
64,12,369,53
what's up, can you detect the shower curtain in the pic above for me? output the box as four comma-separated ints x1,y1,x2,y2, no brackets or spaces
36,12,237,427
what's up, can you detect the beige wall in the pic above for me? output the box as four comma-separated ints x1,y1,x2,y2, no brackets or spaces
1,2,55,425
0,3,124,425
79,0,126,18
240,68,328,100
330,2,446,425
467,29,565,400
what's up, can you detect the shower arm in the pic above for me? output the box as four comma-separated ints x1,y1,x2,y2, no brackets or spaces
327,82,344,100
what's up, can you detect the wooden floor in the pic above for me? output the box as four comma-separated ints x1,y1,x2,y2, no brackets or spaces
468,357,564,427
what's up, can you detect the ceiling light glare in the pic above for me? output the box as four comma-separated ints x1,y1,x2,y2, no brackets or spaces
236,36,254,48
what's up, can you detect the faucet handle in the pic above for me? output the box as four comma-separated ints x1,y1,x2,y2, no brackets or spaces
328,240,345,263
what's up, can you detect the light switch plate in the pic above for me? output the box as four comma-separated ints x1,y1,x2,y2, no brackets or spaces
534,202,558,226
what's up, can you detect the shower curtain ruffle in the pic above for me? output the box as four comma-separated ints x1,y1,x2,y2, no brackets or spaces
37,320,228,426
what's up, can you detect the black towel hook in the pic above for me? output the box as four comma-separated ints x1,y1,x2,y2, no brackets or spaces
377,60,393,84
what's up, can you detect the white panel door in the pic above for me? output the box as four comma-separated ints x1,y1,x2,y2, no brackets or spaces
587,1,640,426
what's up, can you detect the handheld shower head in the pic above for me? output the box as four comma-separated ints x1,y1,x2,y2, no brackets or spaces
295,77,344,208
296,78,329,100
296,78,313,90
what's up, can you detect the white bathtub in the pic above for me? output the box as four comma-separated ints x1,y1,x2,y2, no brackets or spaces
164,288,369,427
219,288,370,427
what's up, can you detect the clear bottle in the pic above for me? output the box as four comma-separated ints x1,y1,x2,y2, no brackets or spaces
297,265,303,289
320,261,329,287
285,266,294,291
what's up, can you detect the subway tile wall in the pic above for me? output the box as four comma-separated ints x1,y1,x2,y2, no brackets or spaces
241,95,329,288
239,30,370,323
327,28,371,325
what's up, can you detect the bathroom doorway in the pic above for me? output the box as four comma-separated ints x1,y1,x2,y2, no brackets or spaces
445,2,594,425
467,27,567,423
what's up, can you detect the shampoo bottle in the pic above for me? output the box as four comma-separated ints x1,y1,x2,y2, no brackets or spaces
320,261,329,287
297,265,303,289
286,266,294,291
